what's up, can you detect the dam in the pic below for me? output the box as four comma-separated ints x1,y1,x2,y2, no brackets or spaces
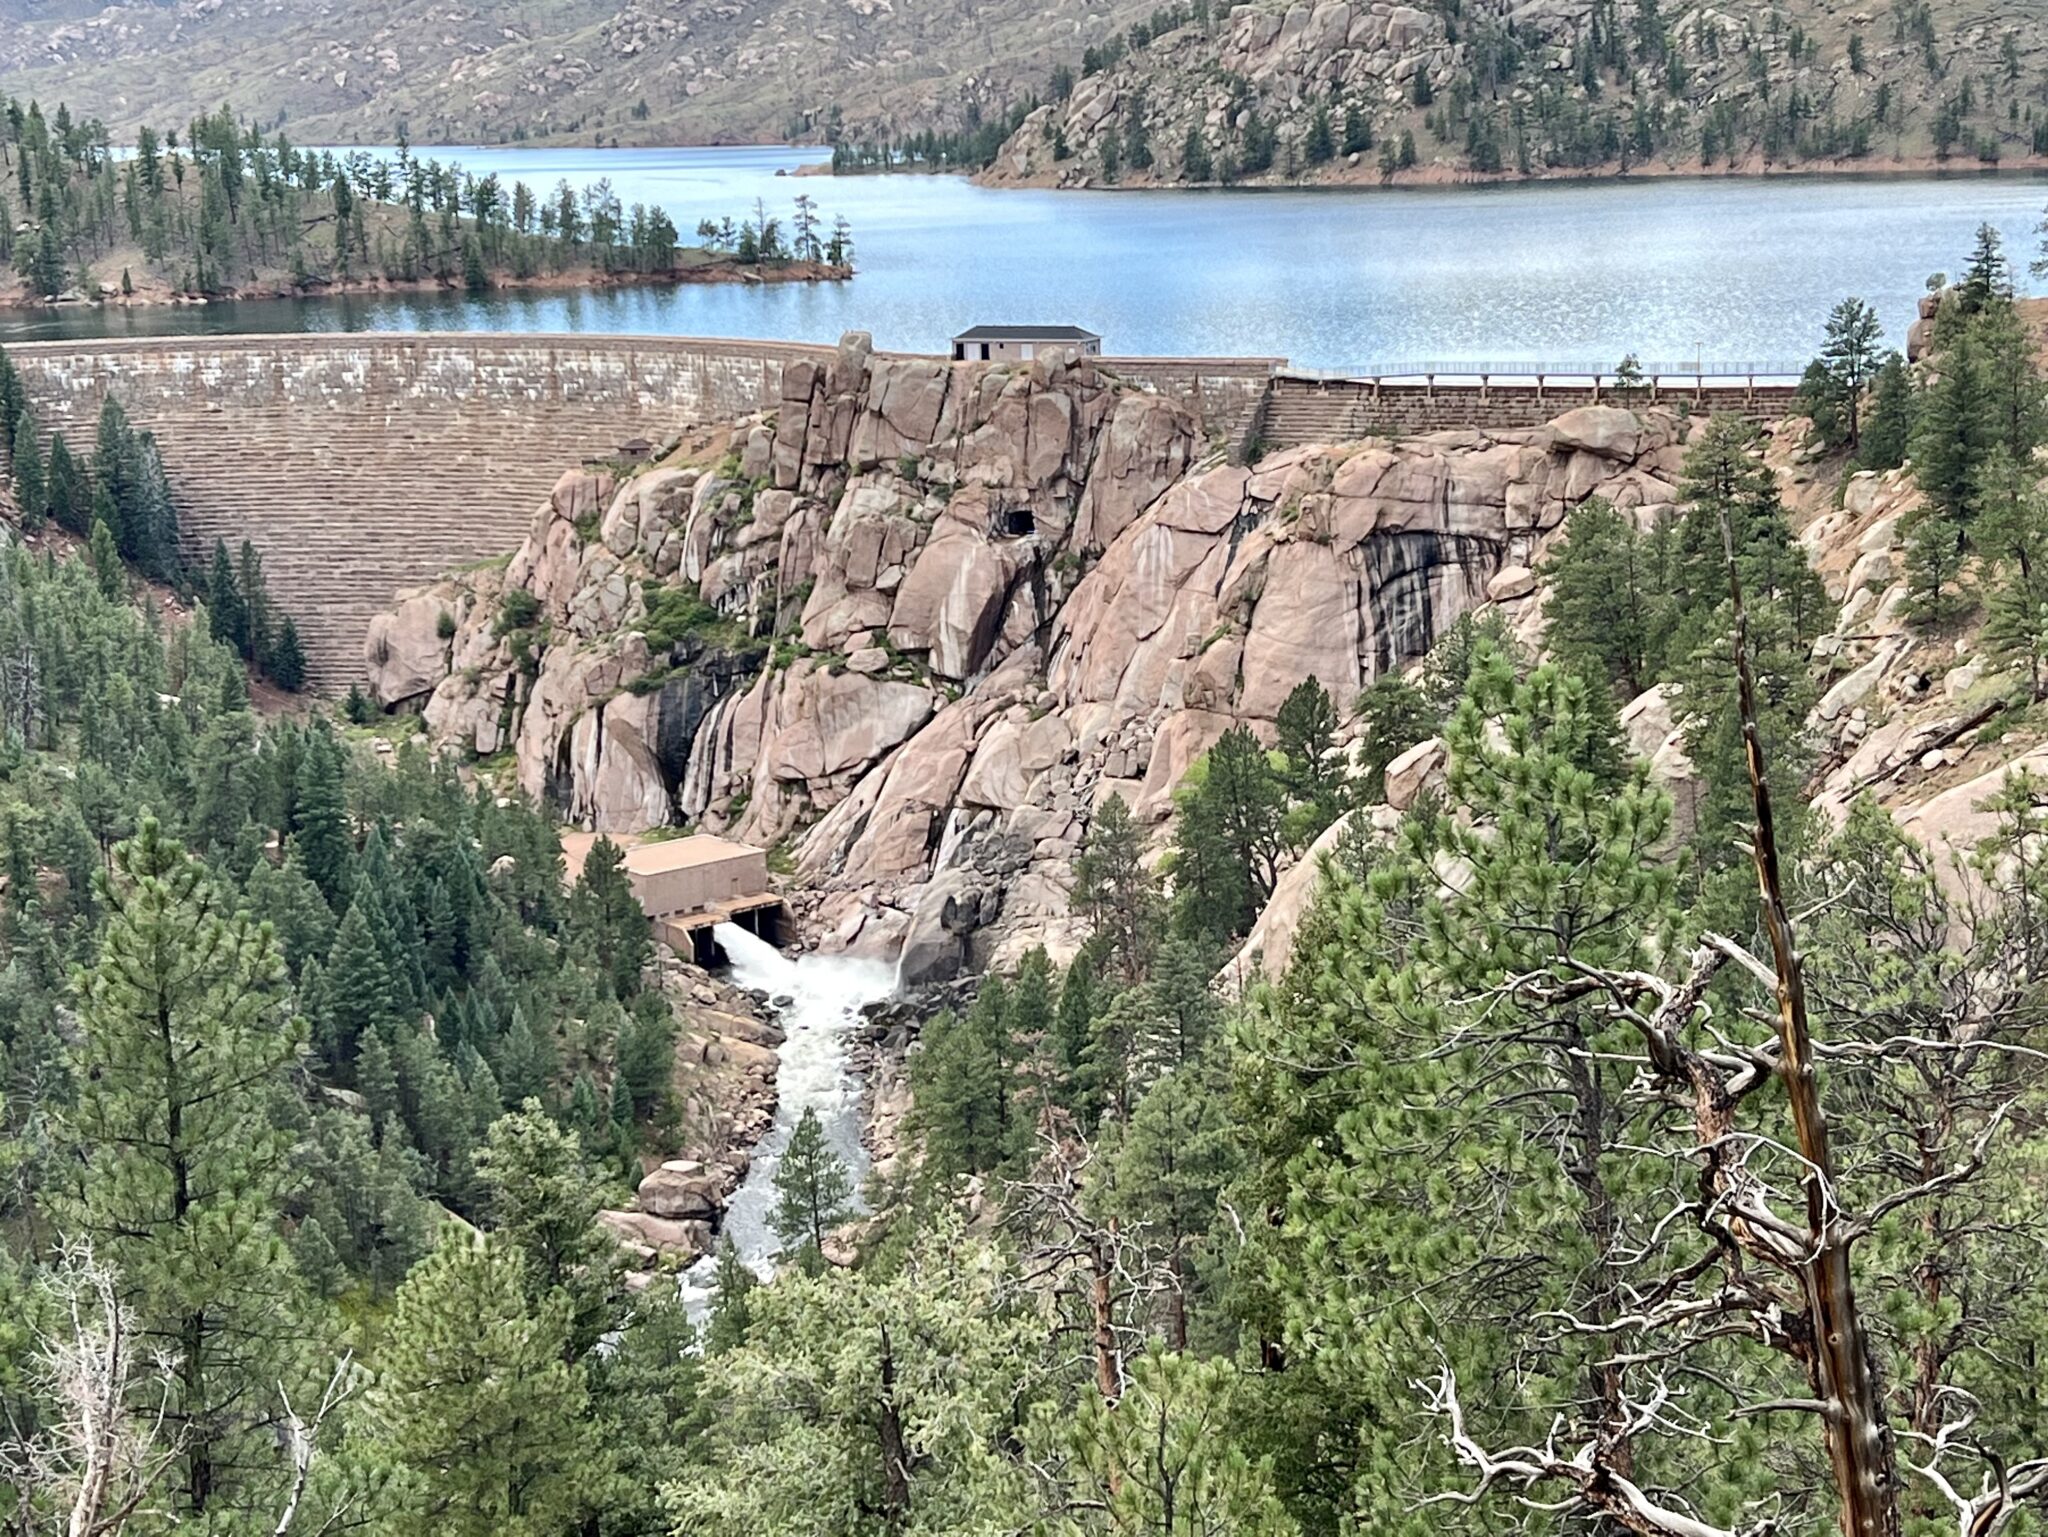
3,332,1794,688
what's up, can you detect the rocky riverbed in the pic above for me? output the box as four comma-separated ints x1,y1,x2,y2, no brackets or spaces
597,947,786,1280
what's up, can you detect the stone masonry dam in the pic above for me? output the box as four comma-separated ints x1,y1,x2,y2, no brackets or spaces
3,332,1796,688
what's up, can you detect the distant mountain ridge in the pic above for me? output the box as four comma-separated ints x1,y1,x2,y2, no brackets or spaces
981,0,2048,187
0,0,1161,148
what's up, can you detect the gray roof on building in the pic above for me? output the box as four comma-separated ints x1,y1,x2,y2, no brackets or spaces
953,324,1101,342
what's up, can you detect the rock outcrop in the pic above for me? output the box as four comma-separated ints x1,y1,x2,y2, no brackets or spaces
597,951,785,1277
375,337,1707,976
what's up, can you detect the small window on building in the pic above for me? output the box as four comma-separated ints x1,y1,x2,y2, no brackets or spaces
1000,507,1037,538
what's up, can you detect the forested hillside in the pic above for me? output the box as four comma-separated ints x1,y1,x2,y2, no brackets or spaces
2,224,2048,1536
0,97,850,305
983,0,2048,185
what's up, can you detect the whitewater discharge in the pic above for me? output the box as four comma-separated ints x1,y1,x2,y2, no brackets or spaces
679,922,897,1313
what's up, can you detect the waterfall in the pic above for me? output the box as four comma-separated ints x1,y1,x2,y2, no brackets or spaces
679,923,898,1312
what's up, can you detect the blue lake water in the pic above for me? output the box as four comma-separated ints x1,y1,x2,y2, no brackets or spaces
7,144,2047,370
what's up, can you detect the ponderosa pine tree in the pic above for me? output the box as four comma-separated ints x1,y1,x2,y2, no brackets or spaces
474,1100,618,1357
1979,448,2048,696
1663,415,1826,883
1170,726,1284,946
1538,495,1664,697
1236,655,1688,1534
1071,792,1159,981
1095,1047,1237,1351
1274,676,1344,843
769,1105,854,1273
669,1215,1037,1535
568,834,648,999
1967,296,2047,468
364,1232,596,1537
270,616,307,692
1859,351,1914,470
52,820,319,1526
1353,671,1436,801
1810,295,1884,448
1039,1348,1298,1535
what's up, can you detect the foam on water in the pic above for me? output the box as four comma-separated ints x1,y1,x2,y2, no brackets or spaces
679,923,897,1312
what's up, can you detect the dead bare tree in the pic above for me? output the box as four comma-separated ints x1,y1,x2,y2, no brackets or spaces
0,1241,184,1537
0,1242,359,1537
1415,524,2048,1537
1007,1127,1175,1404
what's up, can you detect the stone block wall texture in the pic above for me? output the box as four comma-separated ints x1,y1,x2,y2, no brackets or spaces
1259,376,1801,447
6,333,831,687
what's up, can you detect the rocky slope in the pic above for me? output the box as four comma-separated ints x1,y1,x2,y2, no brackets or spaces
592,946,785,1276
0,0,1160,148
984,0,2048,188
370,335,1717,982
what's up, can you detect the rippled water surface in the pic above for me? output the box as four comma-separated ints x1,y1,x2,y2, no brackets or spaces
8,144,2047,368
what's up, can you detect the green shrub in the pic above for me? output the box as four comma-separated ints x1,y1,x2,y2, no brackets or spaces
496,588,542,635
641,581,744,650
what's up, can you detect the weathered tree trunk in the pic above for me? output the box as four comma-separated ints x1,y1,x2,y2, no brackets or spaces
875,1325,912,1527
1091,1227,1121,1402
1725,519,1902,1537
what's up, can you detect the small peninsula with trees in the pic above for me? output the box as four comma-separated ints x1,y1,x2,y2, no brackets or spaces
0,101,854,308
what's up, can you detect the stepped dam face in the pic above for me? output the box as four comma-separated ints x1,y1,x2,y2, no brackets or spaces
3,332,1789,690
6,335,819,688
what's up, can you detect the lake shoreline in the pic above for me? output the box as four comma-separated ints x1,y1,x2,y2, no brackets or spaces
7,144,2040,367
331,137,2048,194
0,257,852,315
973,151,2048,193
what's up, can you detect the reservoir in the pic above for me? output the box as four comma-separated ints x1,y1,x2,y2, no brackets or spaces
5,145,2044,370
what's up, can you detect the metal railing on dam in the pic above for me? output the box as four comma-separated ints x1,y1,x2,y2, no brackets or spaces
1,332,1803,688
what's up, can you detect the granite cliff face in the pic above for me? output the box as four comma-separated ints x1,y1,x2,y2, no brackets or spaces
371,339,1699,979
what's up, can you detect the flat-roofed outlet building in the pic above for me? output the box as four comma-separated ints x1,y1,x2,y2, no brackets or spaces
950,325,1103,363
622,835,786,960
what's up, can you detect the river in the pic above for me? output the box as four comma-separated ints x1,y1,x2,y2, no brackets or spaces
679,922,897,1302
6,146,2047,369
